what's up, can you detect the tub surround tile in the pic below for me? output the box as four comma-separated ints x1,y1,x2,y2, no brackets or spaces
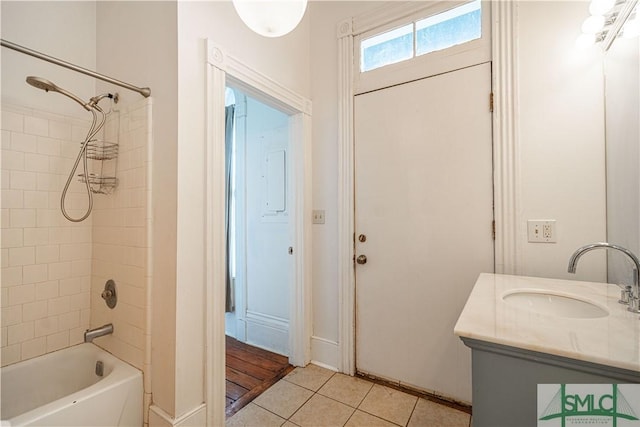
2,266,23,286
22,300,48,321
1,343,20,366
285,363,335,391
2,110,24,132
22,191,48,211
8,321,34,345
358,384,417,426
1,104,132,366
2,305,22,327
23,264,48,284
8,283,35,305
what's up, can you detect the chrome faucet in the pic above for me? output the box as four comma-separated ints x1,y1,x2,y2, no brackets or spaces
568,242,640,313
84,323,114,343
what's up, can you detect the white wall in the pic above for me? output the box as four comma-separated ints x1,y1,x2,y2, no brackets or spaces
306,1,608,370
176,0,310,420
1,1,97,119
517,1,607,281
242,96,290,355
308,0,383,366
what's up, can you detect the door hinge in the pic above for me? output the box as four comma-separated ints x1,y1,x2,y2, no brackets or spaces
492,220,496,240
489,92,494,113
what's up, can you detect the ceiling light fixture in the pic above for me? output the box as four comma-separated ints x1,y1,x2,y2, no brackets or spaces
233,0,308,38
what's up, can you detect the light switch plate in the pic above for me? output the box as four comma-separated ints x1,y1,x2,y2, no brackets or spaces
313,210,325,224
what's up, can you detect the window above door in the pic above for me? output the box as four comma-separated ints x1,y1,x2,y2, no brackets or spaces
354,0,490,94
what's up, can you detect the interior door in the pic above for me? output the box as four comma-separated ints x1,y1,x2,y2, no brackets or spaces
354,62,494,402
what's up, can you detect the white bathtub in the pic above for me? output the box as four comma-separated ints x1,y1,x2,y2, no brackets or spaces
1,343,142,426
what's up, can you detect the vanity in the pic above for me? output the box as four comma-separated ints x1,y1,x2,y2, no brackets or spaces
454,273,640,427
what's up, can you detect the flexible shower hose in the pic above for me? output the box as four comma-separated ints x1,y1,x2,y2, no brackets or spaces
60,104,107,222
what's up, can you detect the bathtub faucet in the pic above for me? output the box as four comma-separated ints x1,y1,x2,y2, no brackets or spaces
84,323,114,343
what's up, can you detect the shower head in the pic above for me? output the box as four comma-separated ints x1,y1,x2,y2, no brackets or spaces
26,76,91,111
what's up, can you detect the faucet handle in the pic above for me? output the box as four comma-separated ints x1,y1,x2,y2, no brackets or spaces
618,285,632,304
628,295,640,314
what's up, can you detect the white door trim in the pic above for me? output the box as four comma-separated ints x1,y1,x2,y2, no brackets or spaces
205,40,313,427
336,1,521,375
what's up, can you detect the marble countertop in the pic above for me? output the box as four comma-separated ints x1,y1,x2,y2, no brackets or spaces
454,273,640,372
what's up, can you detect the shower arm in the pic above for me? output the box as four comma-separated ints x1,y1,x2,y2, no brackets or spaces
1,38,151,98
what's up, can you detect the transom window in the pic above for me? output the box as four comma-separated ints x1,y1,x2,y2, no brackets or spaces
360,0,482,73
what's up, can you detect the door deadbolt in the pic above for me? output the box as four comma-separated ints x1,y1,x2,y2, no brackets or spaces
358,234,367,242
356,255,367,265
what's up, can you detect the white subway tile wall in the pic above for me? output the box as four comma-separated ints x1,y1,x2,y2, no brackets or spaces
88,99,152,423
1,105,92,366
1,99,152,384
88,98,153,424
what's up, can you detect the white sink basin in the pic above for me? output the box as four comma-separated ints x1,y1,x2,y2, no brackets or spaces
502,289,609,319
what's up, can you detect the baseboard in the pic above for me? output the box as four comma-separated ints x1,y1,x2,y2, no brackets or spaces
310,336,339,371
148,403,206,427
245,311,289,356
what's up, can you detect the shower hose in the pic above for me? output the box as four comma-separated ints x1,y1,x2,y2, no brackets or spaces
60,104,107,222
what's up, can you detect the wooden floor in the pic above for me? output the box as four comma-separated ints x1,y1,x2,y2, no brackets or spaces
225,336,293,418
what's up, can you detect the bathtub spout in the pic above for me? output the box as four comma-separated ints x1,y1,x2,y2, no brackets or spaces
84,323,113,343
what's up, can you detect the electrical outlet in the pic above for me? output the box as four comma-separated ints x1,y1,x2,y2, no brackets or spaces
527,220,557,243
313,210,325,224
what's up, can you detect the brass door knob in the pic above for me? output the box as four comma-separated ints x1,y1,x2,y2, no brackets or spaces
356,254,367,265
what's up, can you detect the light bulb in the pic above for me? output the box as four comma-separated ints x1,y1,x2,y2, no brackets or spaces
589,0,615,16
576,33,597,49
582,15,605,34
233,0,307,38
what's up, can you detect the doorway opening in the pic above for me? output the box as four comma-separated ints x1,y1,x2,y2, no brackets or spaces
205,41,312,427
223,86,294,415
224,86,292,354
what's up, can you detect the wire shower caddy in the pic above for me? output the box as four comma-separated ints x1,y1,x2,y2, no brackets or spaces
78,109,119,194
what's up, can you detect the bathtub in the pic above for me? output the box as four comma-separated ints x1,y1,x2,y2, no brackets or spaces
1,343,142,426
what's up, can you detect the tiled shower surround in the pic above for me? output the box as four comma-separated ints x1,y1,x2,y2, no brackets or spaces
1,105,94,364
1,98,153,422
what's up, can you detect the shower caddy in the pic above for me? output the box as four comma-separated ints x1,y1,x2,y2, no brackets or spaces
78,109,120,195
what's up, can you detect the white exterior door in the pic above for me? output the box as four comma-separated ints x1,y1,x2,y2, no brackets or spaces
354,62,494,403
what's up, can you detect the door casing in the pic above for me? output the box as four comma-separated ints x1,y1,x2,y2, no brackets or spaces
336,1,521,376
205,40,313,427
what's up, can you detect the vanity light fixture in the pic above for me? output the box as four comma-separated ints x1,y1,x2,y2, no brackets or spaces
232,0,307,38
577,0,638,49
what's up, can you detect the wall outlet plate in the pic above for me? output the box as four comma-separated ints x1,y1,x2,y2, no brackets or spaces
527,220,557,243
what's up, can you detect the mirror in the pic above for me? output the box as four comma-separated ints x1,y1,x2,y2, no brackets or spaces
604,26,639,284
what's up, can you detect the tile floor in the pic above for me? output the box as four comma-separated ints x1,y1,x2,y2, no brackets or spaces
226,364,472,427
